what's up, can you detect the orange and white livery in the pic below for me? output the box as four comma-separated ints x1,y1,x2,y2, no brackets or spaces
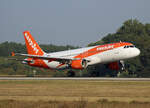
12,31,140,71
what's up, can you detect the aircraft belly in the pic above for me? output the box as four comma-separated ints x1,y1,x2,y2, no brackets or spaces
44,60,68,69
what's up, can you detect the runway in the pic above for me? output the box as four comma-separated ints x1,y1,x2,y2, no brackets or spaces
0,77,150,81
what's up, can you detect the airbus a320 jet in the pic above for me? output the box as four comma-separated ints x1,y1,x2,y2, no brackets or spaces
11,31,140,76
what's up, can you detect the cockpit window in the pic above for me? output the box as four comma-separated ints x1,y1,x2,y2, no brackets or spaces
130,45,135,48
124,45,135,48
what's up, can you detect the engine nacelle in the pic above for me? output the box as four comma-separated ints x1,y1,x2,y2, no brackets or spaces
107,60,125,71
71,59,88,69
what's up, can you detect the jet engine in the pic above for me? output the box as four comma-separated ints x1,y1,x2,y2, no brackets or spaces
71,59,88,69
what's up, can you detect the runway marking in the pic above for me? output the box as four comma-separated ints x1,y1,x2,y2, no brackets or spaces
0,77,150,81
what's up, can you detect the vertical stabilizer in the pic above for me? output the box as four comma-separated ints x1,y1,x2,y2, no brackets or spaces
23,31,44,55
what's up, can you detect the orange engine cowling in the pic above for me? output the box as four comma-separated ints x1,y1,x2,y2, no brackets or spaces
71,59,88,69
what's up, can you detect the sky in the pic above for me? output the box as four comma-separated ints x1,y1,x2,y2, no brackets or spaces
0,0,150,46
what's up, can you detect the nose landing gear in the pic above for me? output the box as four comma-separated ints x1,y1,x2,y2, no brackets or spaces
119,60,125,71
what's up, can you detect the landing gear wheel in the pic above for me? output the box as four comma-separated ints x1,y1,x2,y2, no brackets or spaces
67,70,75,77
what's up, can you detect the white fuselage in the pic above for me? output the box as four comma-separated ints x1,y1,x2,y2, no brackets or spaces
43,45,140,69
22,31,140,70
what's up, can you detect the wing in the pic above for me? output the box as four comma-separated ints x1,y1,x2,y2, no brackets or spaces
11,53,80,62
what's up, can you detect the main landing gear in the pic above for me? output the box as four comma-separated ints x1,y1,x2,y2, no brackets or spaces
67,70,75,77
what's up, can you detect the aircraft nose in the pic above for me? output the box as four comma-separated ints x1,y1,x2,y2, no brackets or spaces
135,48,140,56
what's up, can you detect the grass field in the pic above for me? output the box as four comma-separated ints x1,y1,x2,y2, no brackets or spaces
0,80,150,108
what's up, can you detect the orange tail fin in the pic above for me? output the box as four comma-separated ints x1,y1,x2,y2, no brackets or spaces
11,52,15,56
23,31,45,55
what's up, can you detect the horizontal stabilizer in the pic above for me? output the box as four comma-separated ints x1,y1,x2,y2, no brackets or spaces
7,58,32,62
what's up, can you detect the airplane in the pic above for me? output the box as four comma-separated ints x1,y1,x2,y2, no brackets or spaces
10,31,140,76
